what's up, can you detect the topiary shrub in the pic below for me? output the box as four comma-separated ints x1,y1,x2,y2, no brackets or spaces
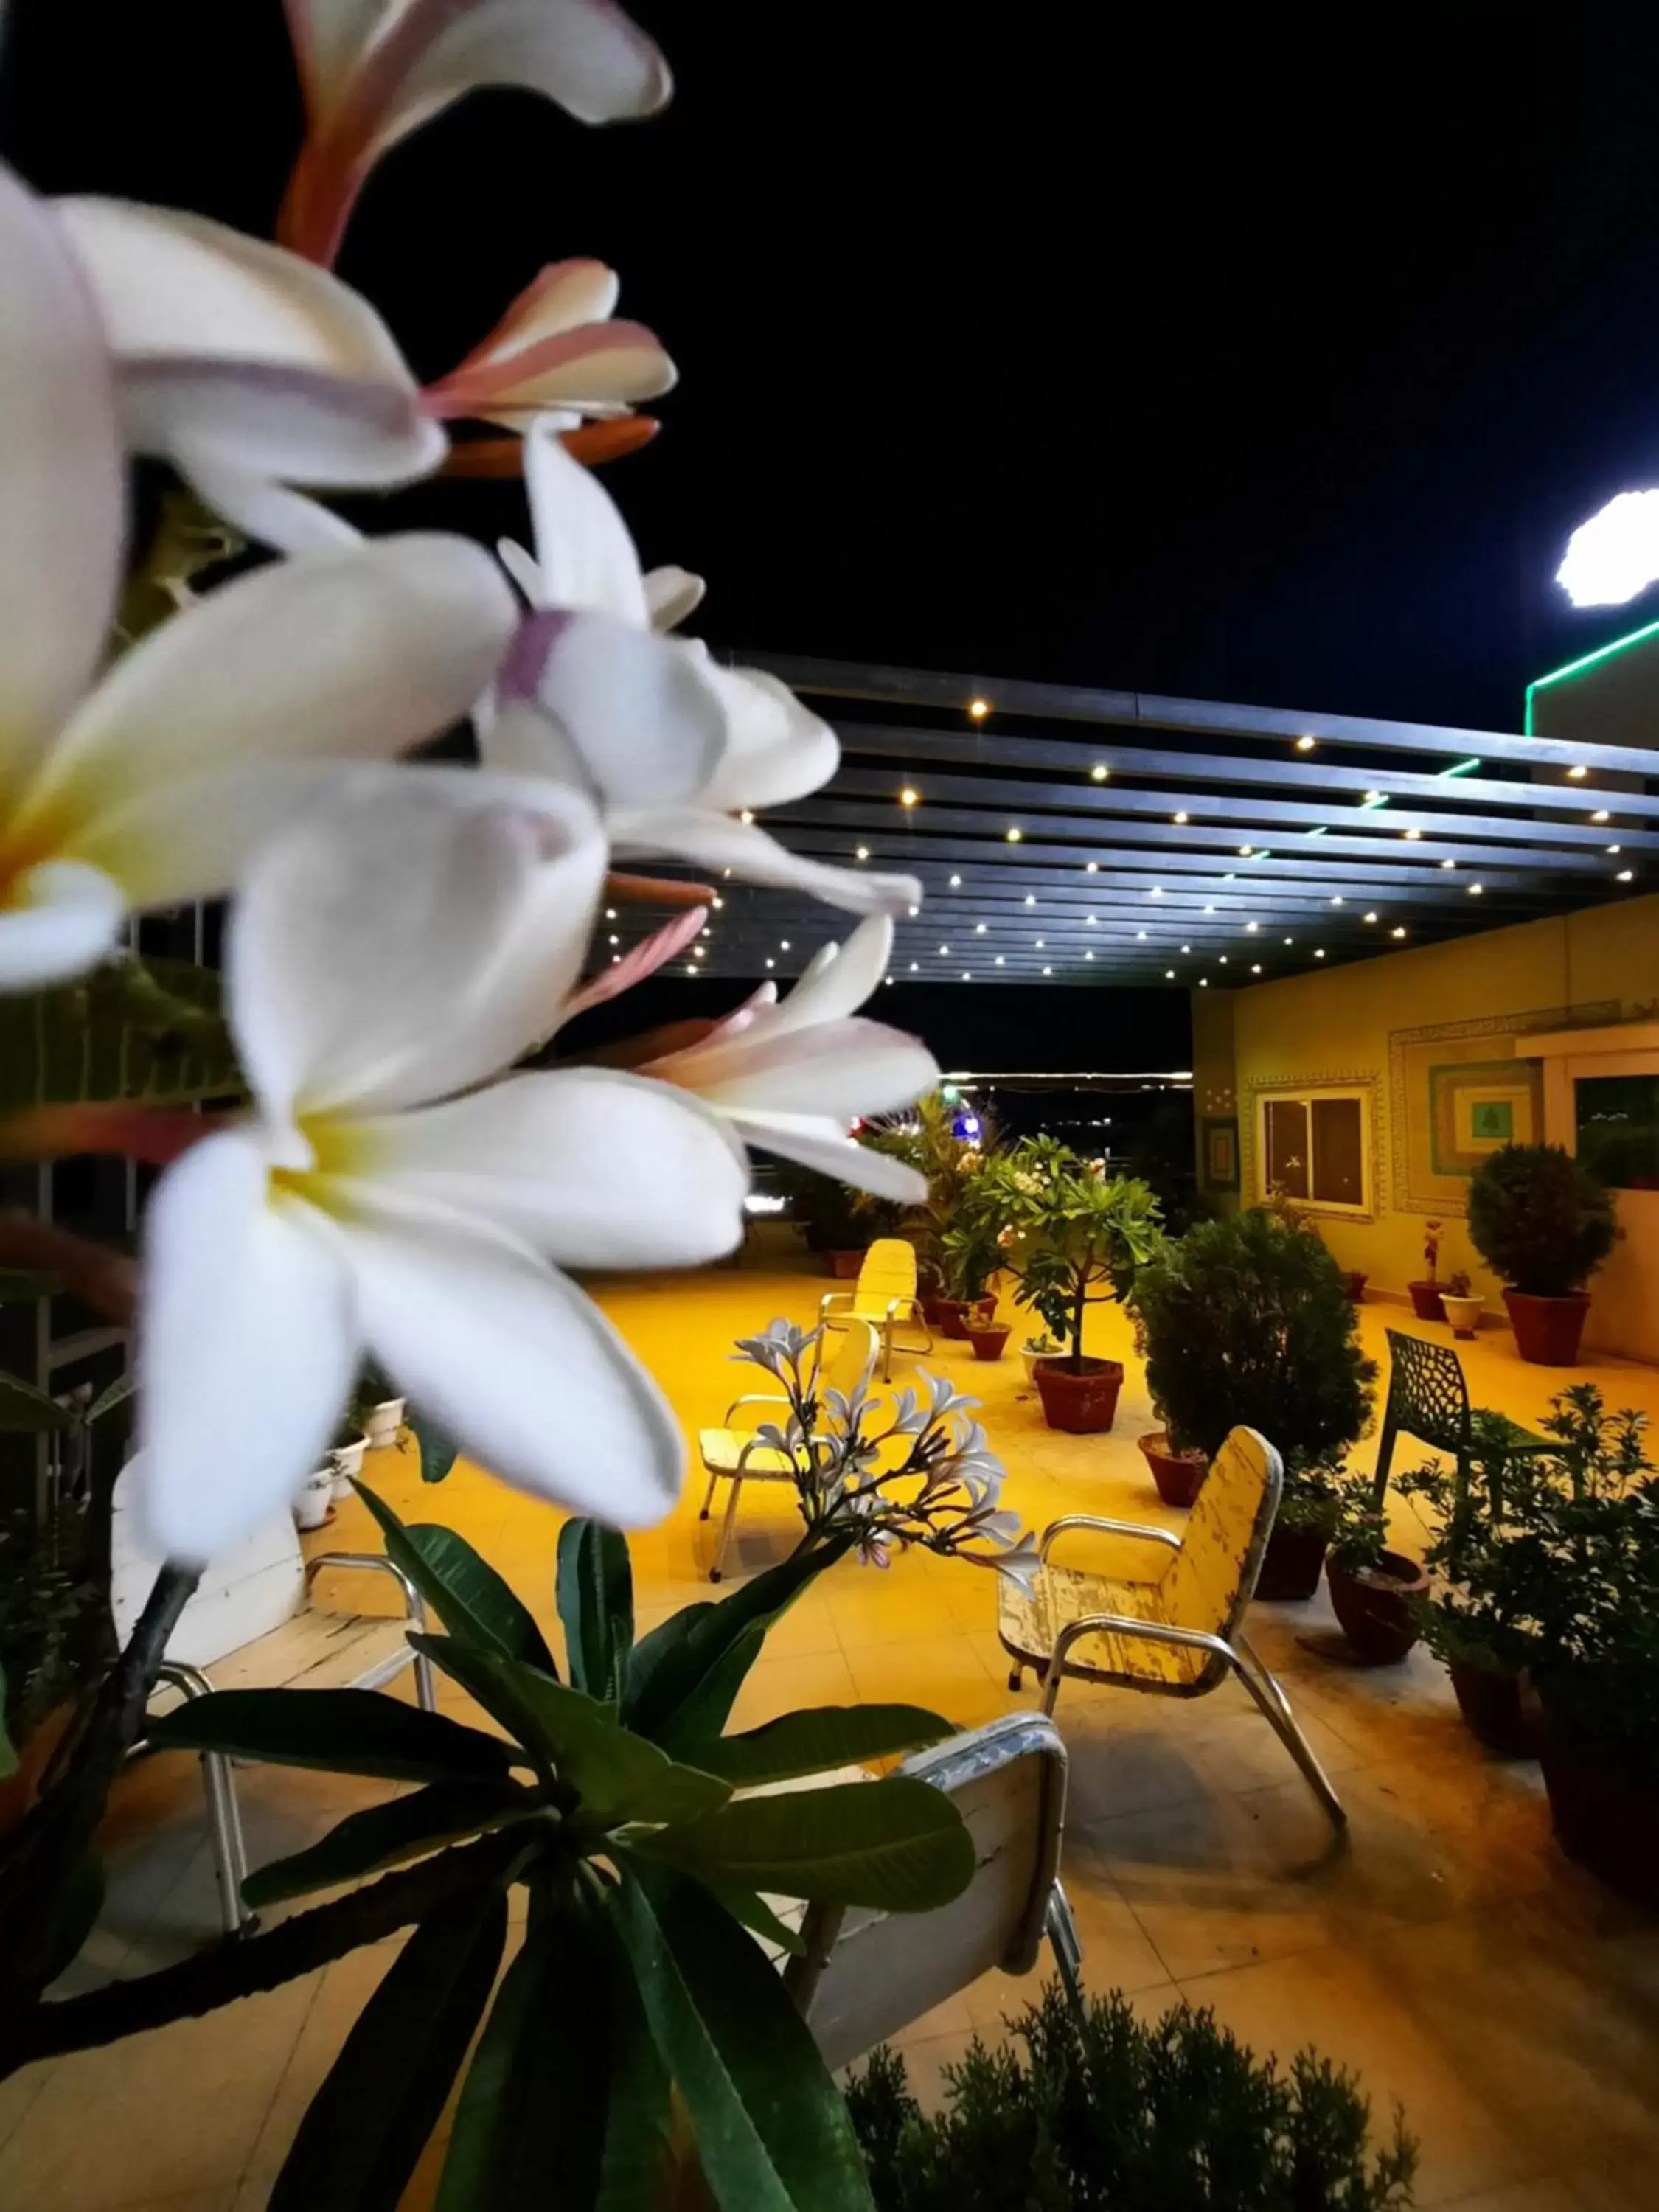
846,1985,1417,2211
1464,1142,1616,1297
1126,1207,1377,1475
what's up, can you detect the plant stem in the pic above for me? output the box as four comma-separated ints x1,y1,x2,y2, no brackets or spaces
0,1561,200,2014
3,1831,521,2074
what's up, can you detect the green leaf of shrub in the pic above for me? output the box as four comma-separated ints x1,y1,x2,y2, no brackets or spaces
243,1780,534,1908
687,1704,955,1787
147,1688,518,1785
612,1860,876,2212
355,1482,554,1672
0,1372,73,1433
270,1885,507,2212
0,955,239,1113
557,1517,633,1705
408,1405,460,1485
638,1777,975,1913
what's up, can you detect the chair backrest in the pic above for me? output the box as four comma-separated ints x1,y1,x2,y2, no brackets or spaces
853,1238,917,1314
816,1316,880,1400
1383,1327,1471,1455
785,1714,1068,2071
1160,1425,1283,1643
111,1459,305,1670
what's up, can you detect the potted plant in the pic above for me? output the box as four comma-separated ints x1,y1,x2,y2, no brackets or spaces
847,1986,1417,2208
350,1355,406,1450
859,1089,1001,1318
1019,1331,1062,1385
936,1206,1004,1339
1439,1270,1483,1341
1407,1220,1445,1323
1466,1143,1617,1366
1324,1484,1427,1664
1137,1419,1209,1507
965,1316,1011,1362
1128,1208,1377,1598
1343,1268,1368,1304
981,1139,1161,1433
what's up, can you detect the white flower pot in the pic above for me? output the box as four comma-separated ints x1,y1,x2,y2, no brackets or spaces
293,1467,335,1531
331,1435,367,1498
365,1397,406,1450
1441,1293,1484,1341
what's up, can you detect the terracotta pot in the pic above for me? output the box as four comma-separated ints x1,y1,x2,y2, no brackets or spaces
1138,1429,1208,1507
827,1248,865,1281
1343,1270,1367,1305
1408,1281,1446,1323
967,1322,1011,1363
1034,1356,1123,1433
1440,1293,1484,1341
1539,1722,1659,1907
1253,1523,1330,1602
938,1296,995,1341
1503,1289,1591,1366
919,1293,947,1328
1448,1658,1537,1758
1326,1549,1427,1664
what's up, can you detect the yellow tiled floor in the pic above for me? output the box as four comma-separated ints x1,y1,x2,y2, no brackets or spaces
6,1266,1659,2209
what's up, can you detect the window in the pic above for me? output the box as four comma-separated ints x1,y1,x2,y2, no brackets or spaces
1576,1073,1659,1190
1257,1088,1369,1212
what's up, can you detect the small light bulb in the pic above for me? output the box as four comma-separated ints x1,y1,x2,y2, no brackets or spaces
884,975,894,986
1469,883,1483,895
610,953,621,965
1173,810,1189,824
1006,826,1023,842
950,872,962,886
1085,950,1094,961
1042,965,1053,976
1284,936,1293,945
764,958,774,970
779,939,790,951
1295,734,1316,752
1403,827,1422,841
1567,764,1587,780
1199,978,1210,987
1592,809,1610,823
604,908,616,920
1166,968,1176,979
994,955,1004,966
1618,868,1635,882
1391,925,1407,938
1331,895,1343,906
1364,911,1377,922
1137,930,1148,940
907,903,919,917
900,786,919,807
1150,885,1164,897
1034,938,1045,948
1091,763,1108,782
1607,844,1622,855
1180,942,1191,953
1219,955,1228,964
909,961,919,972
975,921,987,933
961,971,972,981
968,697,990,720
1085,860,1099,873
939,945,950,956
1238,846,1253,857
1245,920,1259,932
608,933,619,945
1314,948,1326,959
1024,893,1037,906
855,845,869,860
740,809,755,824
1251,963,1262,973
712,895,724,909
1441,858,1456,870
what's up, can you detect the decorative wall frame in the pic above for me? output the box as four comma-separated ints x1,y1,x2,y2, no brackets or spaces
1239,1068,1382,1222
1200,1116,1239,1191
1388,1004,1620,1217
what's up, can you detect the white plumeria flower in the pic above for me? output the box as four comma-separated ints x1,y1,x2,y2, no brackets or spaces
137,774,749,1561
280,0,672,266
0,164,516,994
422,257,675,433
489,423,920,917
641,914,934,1201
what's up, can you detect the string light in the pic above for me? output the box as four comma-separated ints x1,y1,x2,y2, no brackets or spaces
604,907,616,920
1607,844,1622,855
1173,810,1189,824
1251,963,1262,973
975,921,987,933
950,872,962,886
1391,925,1407,939
1085,860,1099,872
1617,868,1635,883
1441,858,1456,869
779,939,790,950
1295,734,1317,752
1023,893,1037,906
1592,809,1610,823
1468,883,1483,895
855,845,869,860
1314,948,1326,959
1091,764,1109,782
900,786,919,807
1005,826,1023,842
1402,827,1422,841
1567,765,1587,780
1364,911,1377,923
712,896,723,909
968,697,990,720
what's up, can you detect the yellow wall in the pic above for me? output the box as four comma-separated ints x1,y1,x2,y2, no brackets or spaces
1203,890,1659,1360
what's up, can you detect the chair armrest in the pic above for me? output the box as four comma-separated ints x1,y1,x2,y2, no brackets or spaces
818,1292,854,1319
723,1390,793,1426
1050,1611,1230,1672
306,1551,430,1633
1038,1514,1183,1564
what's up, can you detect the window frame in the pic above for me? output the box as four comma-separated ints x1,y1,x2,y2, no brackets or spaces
1253,1084,1374,1217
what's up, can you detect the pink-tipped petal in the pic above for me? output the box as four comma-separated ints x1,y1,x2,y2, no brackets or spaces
442,258,621,379
563,905,707,1018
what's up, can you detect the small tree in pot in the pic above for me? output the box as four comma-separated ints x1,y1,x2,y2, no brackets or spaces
1128,1208,1377,1596
981,1140,1162,1433
1465,1142,1615,1366
1324,1483,1427,1666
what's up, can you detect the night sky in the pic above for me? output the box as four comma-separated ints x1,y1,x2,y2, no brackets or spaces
7,5,1659,1077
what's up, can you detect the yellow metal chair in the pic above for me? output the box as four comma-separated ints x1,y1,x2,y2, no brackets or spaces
818,1237,931,1380
997,1425,1346,1832
697,1320,880,1582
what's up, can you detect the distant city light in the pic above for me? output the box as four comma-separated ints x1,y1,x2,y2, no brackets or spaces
1557,489,1659,606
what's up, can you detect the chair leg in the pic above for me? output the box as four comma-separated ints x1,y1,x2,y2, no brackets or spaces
711,1475,744,1583
880,1324,894,1383
1230,1635,1347,1833
1045,1884,1086,2019
411,1643,439,1714
698,1468,720,1522
1040,1658,1065,1718
1371,1414,1398,1510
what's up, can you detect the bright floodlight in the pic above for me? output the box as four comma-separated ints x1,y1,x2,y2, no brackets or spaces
1557,490,1659,606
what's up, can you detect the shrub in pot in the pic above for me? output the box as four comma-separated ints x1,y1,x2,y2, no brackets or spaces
846,1983,1417,2211
1407,1219,1446,1322
1465,1143,1616,1366
1439,1269,1483,1341
938,1206,1004,1339
1019,1332,1062,1385
1127,1208,1377,1593
978,1138,1161,1433
965,1319,1010,1362
1324,1486,1427,1665
1137,1422,1208,1507
858,1088,1001,1301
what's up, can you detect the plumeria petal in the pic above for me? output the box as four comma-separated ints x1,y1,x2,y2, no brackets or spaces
523,417,649,619
497,536,546,605
341,1203,684,1525
27,534,517,902
231,771,607,1123
0,165,123,801
425,318,675,426
610,806,920,917
660,1016,936,1122
137,1127,358,1559
562,905,706,1018
726,1113,927,1205
344,1067,747,1267
764,916,892,1037
690,653,840,813
170,451,362,552
54,198,443,548
644,565,705,631
0,862,126,993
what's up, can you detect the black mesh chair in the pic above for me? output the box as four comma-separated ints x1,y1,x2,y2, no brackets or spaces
1371,1327,1549,1509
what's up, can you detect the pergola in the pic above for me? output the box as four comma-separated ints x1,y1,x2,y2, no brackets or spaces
656,655,1655,987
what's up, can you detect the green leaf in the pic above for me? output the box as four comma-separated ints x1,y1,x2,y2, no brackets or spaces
243,1780,535,1910
0,954,240,1115
687,1704,956,1788
622,1537,852,1751
557,1517,634,1705
637,1777,975,1913
0,1269,60,1301
409,1405,460,1485
611,1860,876,2212
0,1372,72,1433
85,1372,133,1424
412,1638,730,1832
147,1688,519,1786
354,1481,554,1672
270,1884,508,2212
437,1893,671,2212
681,1872,807,1959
